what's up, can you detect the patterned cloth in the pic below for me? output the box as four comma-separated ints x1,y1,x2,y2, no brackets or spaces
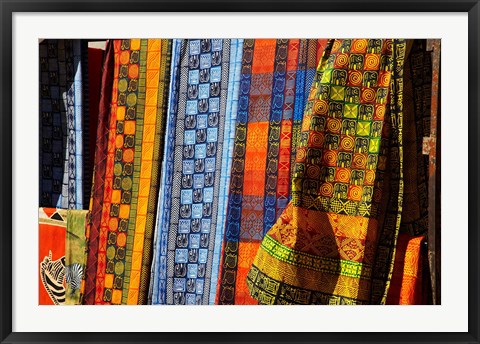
208,39,244,304
39,208,89,305
149,39,240,305
84,47,105,207
400,39,430,236
386,233,426,305
385,39,432,304
247,39,407,305
216,39,327,305
65,210,90,304
39,208,67,305
40,38,435,306
39,40,88,210
83,40,115,305
89,39,172,305
149,39,182,304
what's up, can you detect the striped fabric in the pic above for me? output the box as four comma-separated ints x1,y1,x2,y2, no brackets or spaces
149,39,182,304
149,39,241,305
216,39,327,305
87,39,172,305
209,39,244,304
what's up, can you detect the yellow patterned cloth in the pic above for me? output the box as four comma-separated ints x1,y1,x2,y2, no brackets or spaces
247,39,406,304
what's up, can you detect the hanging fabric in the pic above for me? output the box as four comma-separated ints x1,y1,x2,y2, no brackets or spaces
39,39,89,210
385,39,433,304
39,208,89,305
246,39,406,304
216,39,327,305
386,233,426,304
149,39,240,305
83,40,115,305
39,37,437,306
87,39,172,305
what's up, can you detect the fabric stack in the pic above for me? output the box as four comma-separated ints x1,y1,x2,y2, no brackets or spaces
39,38,433,305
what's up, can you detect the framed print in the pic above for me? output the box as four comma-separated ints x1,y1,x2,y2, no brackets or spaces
1,1,479,343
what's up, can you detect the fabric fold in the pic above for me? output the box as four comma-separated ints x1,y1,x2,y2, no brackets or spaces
216,39,327,305
150,39,237,305
83,40,115,304
39,39,88,210
89,39,172,304
247,39,406,305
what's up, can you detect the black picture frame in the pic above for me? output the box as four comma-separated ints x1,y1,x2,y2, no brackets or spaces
1,1,478,343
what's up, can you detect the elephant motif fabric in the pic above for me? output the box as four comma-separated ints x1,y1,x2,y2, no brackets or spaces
149,39,241,305
247,39,407,304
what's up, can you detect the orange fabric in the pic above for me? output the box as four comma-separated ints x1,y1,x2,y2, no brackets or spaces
243,122,269,196
39,209,66,305
235,242,261,304
386,234,425,305
251,39,276,74
94,40,120,304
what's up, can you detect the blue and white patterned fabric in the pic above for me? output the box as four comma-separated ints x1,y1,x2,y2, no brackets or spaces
39,39,86,210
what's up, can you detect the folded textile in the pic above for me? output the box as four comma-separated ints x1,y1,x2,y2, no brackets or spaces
247,39,407,304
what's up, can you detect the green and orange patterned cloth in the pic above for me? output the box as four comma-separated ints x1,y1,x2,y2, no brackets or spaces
216,39,327,305
247,39,407,304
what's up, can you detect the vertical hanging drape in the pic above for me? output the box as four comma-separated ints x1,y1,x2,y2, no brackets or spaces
39,39,88,210
216,39,327,305
38,37,435,306
85,39,172,305
83,40,115,305
246,39,407,304
385,39,432,305
150,39,240,305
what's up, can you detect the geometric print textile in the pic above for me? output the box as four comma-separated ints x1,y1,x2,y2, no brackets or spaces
83,40,115,305
38,38,436,306
247,39,407,305
386,39,433,304
216,39,328,305
39,39,88,210
91,39,172,304
149,39,237,305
